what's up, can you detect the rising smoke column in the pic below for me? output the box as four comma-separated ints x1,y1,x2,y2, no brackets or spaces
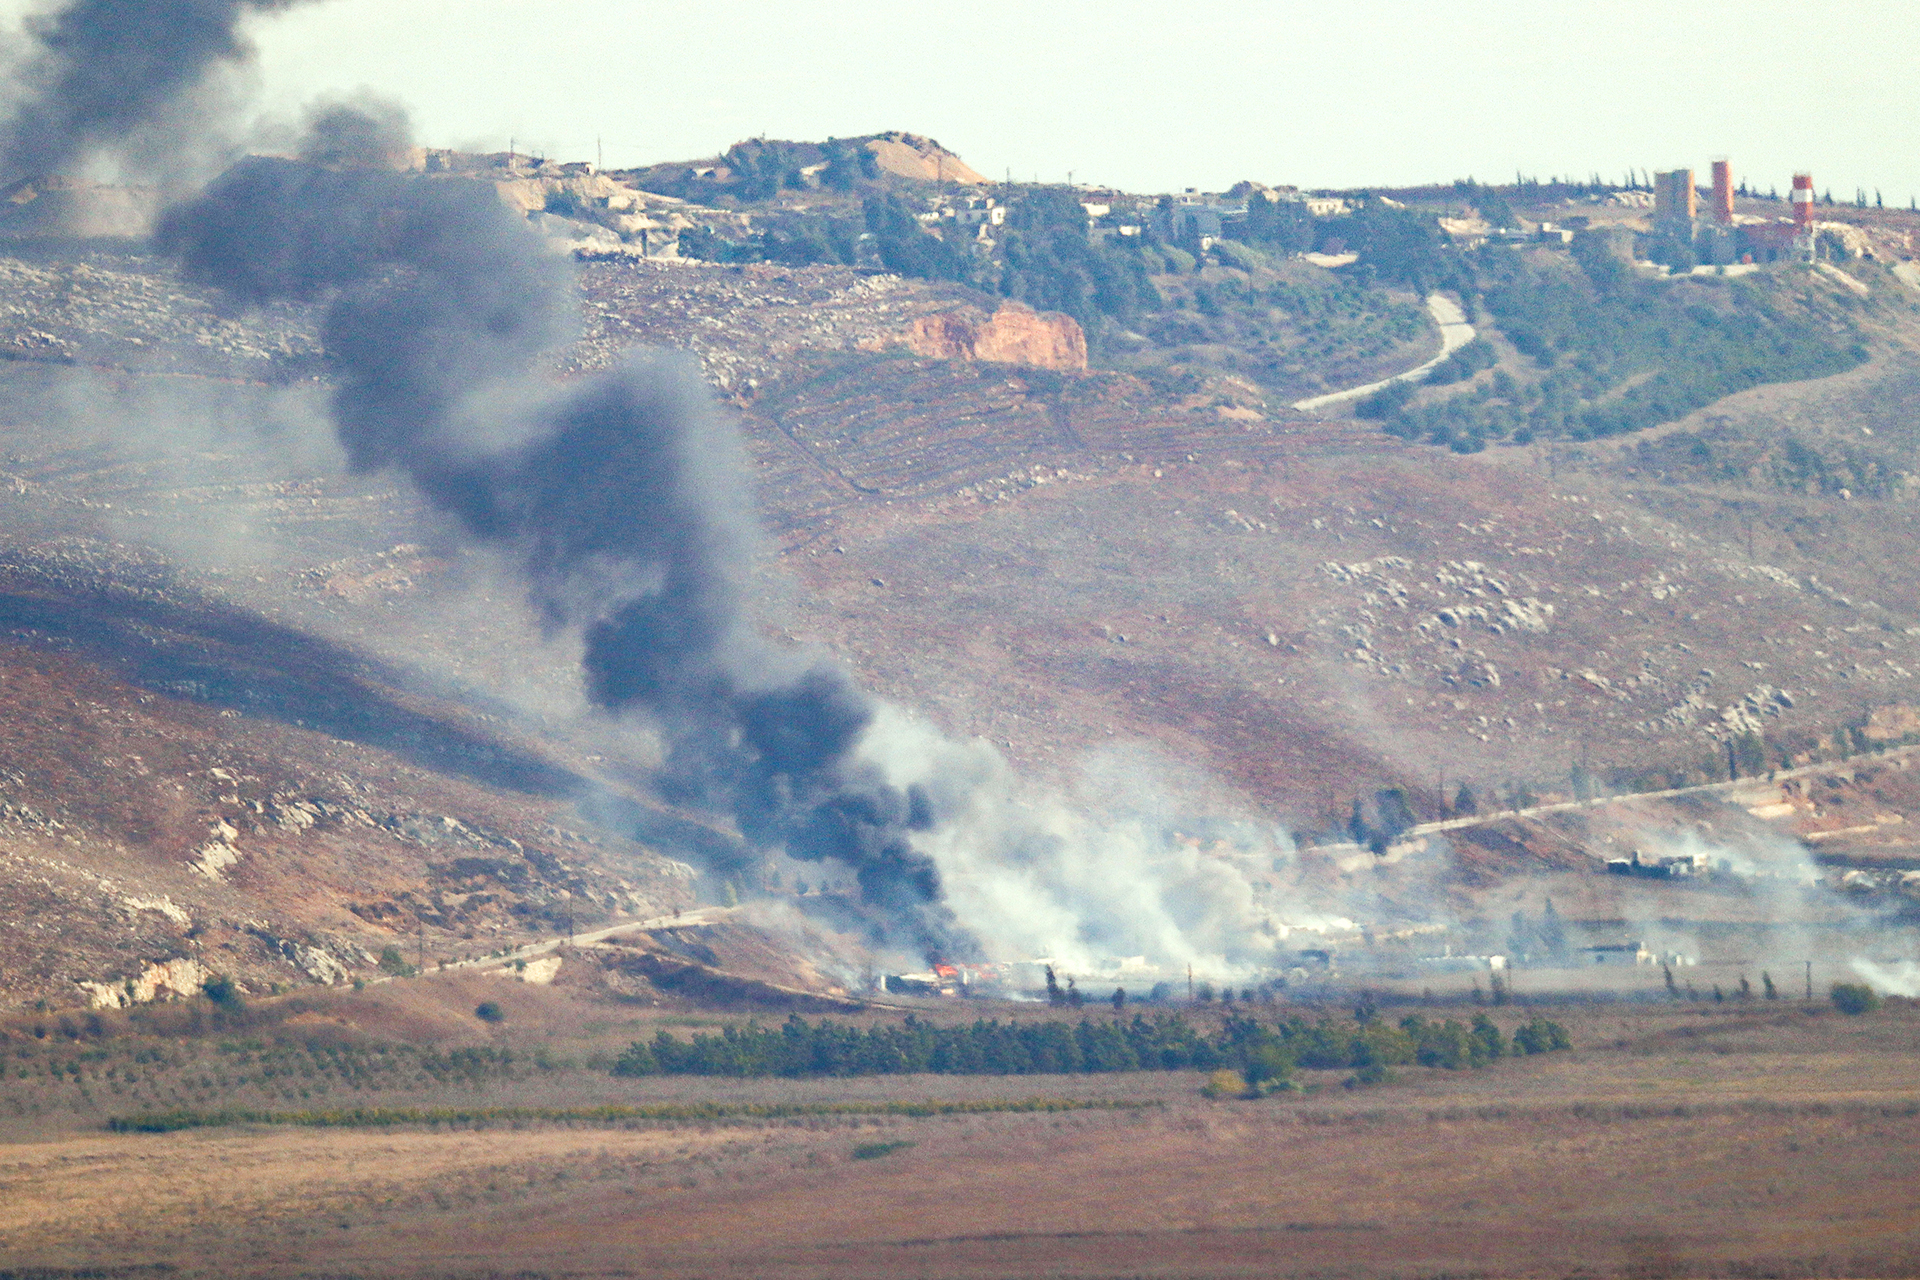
0,0,1305,977
156,128,965,959
0,0,311,186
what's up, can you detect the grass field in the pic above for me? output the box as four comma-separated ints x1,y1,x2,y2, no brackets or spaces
0,976,1915,1278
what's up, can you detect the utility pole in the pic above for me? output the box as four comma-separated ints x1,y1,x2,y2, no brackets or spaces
1187,964,1194,1002
1806,959,1813,1001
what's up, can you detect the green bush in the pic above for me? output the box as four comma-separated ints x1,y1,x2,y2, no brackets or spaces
474,1002,505,1024
200,976,242,1009
1201,1068,1249,1099
1424,336,1498,386
1511,1015,1573,1054
1212,239,1268,273
1356,380,1415,419
1159,245,1197,275
1830,983,1882,1015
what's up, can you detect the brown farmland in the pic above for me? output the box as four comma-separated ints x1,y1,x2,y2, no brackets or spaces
1,986,1917,1279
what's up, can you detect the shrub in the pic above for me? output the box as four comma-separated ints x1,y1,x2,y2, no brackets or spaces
1347,1061,1391,1088
1202,1068,1250,1099
201,976,242,1009
474,1002,505,1024
1425,337,1498,386
1830,983,1881,1015
1511,1016,1572,1054
1355,380,1415,419
1159,245,1197,275
1241,1043,1293,1090
542,189,589,219
1212,239,1267,273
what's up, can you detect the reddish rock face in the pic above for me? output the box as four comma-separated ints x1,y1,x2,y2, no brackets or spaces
904,301,1088,371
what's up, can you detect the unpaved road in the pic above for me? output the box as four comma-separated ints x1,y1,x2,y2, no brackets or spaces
1292,292,1476,412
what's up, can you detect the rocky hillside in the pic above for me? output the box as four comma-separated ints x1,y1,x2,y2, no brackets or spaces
6,166,1920,1008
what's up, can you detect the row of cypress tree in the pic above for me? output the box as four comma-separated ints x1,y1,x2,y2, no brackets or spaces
610,1011,1571,1081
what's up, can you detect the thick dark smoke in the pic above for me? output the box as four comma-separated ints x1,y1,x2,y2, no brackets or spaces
157,140,967,959
0,0,964,957
0,0,310,186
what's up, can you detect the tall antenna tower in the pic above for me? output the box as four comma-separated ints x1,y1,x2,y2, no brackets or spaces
1792,173,1816,261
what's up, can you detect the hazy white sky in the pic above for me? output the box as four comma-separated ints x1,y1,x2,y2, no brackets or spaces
29,0,1920,197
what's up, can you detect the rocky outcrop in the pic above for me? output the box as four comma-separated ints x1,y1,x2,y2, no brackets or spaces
76,956,207,1009
188,821,242,881
902,301,1087,371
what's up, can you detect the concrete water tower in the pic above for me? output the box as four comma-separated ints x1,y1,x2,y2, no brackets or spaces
1709,159,1734,223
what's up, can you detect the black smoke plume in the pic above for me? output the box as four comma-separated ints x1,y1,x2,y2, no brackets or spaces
157,135,968,959
0,0,311,186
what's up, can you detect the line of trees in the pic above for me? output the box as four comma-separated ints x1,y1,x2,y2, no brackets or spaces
676,186,1157,348
610,1011,1571,1081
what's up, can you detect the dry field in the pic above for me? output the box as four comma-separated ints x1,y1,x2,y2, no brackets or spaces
0,989,1916,1279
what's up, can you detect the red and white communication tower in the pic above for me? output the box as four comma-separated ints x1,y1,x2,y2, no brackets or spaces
1790,173,1815,227
1791,173,1817,260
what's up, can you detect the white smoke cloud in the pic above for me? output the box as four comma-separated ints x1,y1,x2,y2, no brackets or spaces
860,707,1357,979
1851,958,1920,997
1633,825,1823,886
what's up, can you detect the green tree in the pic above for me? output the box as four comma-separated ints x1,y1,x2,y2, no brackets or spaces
1733,731,1766,778
1239,190,1314,253
1540,898,1569,962
863,194,974,283
201,975,242,1009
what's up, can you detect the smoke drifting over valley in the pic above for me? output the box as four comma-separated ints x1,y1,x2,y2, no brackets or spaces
0,0,1331,980
148,116,1321,974
155,122,966,960
21,0,1917,997
0,0,311,188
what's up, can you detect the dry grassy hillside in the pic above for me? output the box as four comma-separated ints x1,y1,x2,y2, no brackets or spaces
1,199,1920,1010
